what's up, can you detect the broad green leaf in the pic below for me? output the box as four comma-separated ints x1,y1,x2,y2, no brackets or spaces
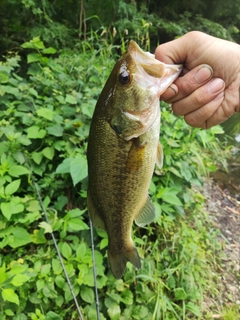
29,88,38,97
174,287,187,300
68,218,89,231
42,147,55,160
5,179,21,195
68,208,85,218
0,264,7,284
0,71,9,83
47,125,63,137
26,200,41,212
31,229,47,244
107,304,121,320
56,158,72,174
8,165,29,177
1,202,24,220
5,309,14,316
39,221,53,234
80,287,94,304
45,311,63,320
42,47,57,54
2,288,19,305
121,289,133,305
61,242,72,260
36,108,55,121
9,227,32,248
55,275,65,289
161,194,183,206
40,264,51,276
11,274,30,287
32,151,43,164
17,135,31,145
186,302,202,317
27,53,42,63
65,94,77,105
21,37,45,49
70,156,88,186
52,258,62,275
27,126,47,139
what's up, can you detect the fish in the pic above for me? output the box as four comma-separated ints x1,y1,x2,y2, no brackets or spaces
87,40,182,279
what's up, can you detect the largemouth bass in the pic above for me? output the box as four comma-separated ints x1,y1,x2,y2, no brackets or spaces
87,41,182,279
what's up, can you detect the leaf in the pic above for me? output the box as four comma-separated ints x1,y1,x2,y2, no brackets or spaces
8,165,30,177
174,287,187,300
36,108,55,121
0,70,9,83
68,218,89,231
161,194,183,206
27,126,47,139
2,288,19,305
42,47,57,54
61,242,72,260
45,311,63,320
31,229,47,244
27,53,42,63
80,287,94,304
39,221,53,234
11,274,30,287
32,151,43,164
1,202,24,220
70,156,88,186
56,158,72,174
5,179,21,195
55,275,65,289
107,304,121,320
121,289,133,305
186,302,202,317
9,227,32,248
42,147,55,160
21,37,45,49
65,94,77,105
47,125,63,137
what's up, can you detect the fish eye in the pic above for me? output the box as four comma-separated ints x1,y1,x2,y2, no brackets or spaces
119,70,131,85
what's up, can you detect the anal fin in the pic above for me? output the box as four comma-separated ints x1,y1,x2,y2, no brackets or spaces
135,196,155,227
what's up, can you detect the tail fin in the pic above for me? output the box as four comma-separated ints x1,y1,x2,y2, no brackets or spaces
108,245,141,279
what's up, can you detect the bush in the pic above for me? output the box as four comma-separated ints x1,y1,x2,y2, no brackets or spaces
0,37,225,319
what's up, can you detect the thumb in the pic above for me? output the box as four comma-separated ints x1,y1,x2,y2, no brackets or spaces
155,36,189,65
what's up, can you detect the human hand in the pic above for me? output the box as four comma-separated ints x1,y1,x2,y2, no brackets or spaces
155,31,240,128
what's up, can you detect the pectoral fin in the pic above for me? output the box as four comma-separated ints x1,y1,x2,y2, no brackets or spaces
156,141,164,169
87,190,106,231
126,138,146,173
135,196,155,227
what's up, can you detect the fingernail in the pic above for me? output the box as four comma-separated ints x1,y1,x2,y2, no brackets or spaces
195,66,213,83
207,78,225,94
169,85,177,95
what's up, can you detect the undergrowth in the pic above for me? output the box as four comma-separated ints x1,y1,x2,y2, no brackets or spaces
0,36,227,319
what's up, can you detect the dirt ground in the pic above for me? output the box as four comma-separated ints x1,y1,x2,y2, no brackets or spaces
203,173,240,317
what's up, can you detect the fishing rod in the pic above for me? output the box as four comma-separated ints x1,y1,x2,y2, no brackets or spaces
25,157,85,320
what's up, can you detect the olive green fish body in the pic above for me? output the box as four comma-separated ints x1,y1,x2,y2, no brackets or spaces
87,41,182,279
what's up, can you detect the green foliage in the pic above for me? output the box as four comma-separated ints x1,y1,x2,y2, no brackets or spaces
0,35,226,319
1,0,239,57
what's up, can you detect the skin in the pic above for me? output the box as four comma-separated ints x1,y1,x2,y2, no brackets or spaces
155,31,240,129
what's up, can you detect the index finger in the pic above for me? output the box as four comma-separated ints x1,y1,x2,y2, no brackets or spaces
162,64,213,103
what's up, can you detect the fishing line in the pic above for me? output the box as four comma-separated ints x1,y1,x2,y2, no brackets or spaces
89,219,101,320
24,157,84,320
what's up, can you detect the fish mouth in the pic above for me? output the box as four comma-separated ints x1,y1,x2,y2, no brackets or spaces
128,40,182,96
